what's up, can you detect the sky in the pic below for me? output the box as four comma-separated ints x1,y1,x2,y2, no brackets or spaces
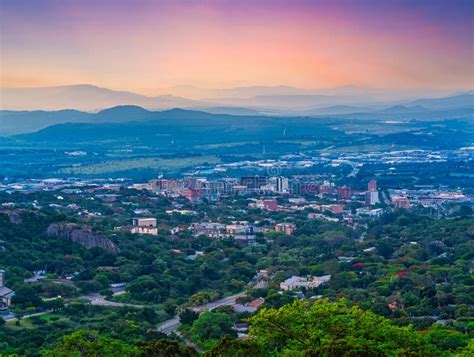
1,0,473,95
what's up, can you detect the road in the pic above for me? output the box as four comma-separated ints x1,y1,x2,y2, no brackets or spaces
2,293,143,322
3,309,54,322
80,293,144,308
157,292,245,335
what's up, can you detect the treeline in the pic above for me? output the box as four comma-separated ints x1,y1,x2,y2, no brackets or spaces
41,299,473,356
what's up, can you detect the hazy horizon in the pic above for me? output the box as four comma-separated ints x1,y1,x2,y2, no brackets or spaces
1,82,472,96
2,81,473,113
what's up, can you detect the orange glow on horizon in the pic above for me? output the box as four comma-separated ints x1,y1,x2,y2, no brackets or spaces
1,1,473,94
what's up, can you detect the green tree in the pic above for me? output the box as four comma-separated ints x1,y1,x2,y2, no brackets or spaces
43,297,65,311
11,285,42,308
140,339,197,357
455,338,474,356
213,305,235,315
205,335,261,357
41,329,138,356
191,311,236,342
426,326,470,352
179,309,200,326
249,298,441,355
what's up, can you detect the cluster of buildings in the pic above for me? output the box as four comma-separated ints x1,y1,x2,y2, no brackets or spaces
121,216,298,242
145,176,291,202
242,179,387,223
2,168,471,218
188,221,295,243
389,188,470,209
6,173,470,245
2,171,472,246
144,176,389,211
184,149,473,177
0,177,130,193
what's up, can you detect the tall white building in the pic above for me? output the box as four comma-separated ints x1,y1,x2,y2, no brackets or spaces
366,191,380,205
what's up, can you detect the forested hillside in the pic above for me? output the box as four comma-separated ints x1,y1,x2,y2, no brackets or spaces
0,199,472,355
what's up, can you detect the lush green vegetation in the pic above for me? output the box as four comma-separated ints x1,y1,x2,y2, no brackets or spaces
0,188,472,355
38,299,474,356
60,155,221,175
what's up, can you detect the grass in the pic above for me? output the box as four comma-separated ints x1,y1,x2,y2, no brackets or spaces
37,312,67,322
276,140,321,146
6,312,69,330
195,141,259,149
59,155,221,175
322,144,415,153
6,319,34,330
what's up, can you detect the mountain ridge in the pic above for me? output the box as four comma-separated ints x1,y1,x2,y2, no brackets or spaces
2,83,469,112
1,90,472,135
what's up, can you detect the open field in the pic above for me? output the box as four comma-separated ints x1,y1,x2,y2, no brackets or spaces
59,155,221,175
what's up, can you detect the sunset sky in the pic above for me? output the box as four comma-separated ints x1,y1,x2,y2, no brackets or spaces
1,0,473,95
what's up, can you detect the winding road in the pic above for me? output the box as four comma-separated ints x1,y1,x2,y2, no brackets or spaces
157,292,246,335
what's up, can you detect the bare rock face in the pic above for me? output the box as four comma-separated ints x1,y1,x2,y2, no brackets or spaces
47,223,119,253
1,209,27,224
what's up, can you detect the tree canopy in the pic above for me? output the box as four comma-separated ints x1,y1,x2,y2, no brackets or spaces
247,298,440,356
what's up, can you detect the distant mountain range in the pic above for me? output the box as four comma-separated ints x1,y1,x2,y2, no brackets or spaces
0,85,472,135
160,84,456,102
0,84,206,112
409,92,474,110
1,84,467,112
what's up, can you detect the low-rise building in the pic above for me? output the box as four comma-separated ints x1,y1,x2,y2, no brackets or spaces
120,217,159,235
338,186,352,200
356,208,384,217
191,222,226,238
132,218,157,227
392,195,410,209
280,275,331,291
130,226,158,235
275,223,296,235
320,204,344,214
308,213,339,222
256,198,278,211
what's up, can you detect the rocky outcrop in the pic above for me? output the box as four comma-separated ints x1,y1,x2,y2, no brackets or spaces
47,223,119,253
1,209,28,224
